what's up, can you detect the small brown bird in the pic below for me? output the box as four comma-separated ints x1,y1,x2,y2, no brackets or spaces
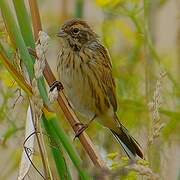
56,19,143,159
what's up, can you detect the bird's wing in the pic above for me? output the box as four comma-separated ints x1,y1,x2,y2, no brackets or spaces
87,40,117,112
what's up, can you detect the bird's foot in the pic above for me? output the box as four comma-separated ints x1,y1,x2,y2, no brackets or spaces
73,123,88,140
49,80,63,92
48,81,63,103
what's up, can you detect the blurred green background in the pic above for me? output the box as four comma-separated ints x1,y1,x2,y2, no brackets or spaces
0,0,179,179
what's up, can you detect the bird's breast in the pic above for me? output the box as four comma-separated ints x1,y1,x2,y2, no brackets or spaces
57,49,96,119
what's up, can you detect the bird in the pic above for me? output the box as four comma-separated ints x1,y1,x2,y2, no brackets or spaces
55,18,143,159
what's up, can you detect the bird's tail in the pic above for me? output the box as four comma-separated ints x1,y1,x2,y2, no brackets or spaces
110,116,143,159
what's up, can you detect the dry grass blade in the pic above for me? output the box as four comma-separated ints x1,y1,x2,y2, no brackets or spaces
18,106,35,180
28,0,108,170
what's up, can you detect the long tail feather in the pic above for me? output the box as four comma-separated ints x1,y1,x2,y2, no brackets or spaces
110,123,143,159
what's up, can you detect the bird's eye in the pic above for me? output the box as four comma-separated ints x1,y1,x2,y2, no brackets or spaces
72,28,80,34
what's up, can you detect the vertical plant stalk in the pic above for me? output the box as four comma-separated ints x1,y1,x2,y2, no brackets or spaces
75,0,84,18
28,0,42,41
177,1,180,82
42,114,72,180
144,0,154,158
144,0,154,103
30,99,49,180
61,0,68,21
12,0,35,48
143,0,165,173
31,79,52,179
0,0,34,80
0,1,50,178
28,0,108,170
33,33,54,179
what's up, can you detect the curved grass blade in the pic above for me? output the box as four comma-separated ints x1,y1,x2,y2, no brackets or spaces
18,106,35,180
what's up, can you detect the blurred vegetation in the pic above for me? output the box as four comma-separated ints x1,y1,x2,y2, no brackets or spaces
0,0,179,179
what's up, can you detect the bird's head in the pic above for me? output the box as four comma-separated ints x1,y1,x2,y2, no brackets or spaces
57,19,97,51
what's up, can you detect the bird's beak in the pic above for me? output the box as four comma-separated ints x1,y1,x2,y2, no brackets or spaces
56,30,66,37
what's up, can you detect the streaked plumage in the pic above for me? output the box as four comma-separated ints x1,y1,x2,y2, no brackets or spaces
57,19,143,159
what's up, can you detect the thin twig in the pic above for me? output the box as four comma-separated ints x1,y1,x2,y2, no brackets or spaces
28,0,107,170
30,98,49,180
23,131,45,179
12,88,24,109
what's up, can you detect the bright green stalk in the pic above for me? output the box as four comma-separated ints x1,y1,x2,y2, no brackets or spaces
50,118,91,180
12,0,35,48
0,0,34,80
12,0,49,104
37,78,49,104
42,115,72,180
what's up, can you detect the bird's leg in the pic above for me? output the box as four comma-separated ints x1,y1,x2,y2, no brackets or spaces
73,123,88,139
74,114,97,139
49,80,64,92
